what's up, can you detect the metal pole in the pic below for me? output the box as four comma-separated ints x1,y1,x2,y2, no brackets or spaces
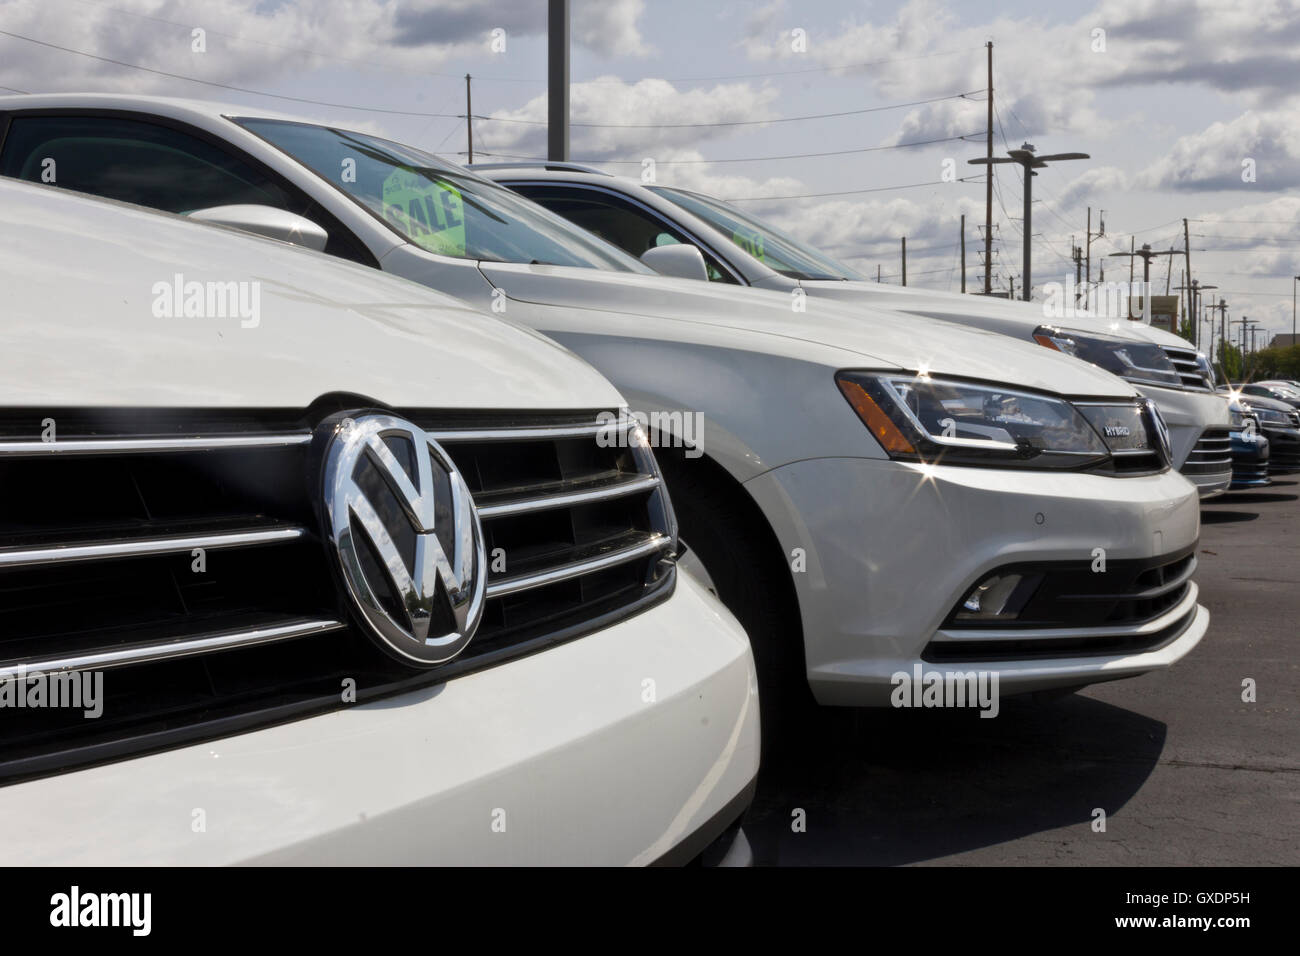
465,74,473,164
984,42,993,295
1183,218,1193,347
901,237,907,287
1085,207,1091,291
1022,163,1032,301
960,214,966,293
547,0,570,161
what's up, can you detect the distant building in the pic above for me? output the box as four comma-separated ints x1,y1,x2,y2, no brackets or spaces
1269,334,1300,348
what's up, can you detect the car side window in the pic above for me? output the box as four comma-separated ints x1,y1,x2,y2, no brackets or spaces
510,184,738,283
0,114,374,265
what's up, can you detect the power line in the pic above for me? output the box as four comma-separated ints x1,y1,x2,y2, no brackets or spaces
595,46,984,84
1128,217,1186,236
1193,233,1300,242
722,176,983,202
0,84,29,94
1192,218,1300,225
0,29,462,116
55,0,512,82
473,89,986,128
467,132,980,165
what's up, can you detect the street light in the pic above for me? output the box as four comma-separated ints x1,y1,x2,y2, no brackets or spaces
968,142,1089,302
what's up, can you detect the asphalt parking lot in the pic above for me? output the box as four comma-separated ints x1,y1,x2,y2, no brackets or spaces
746,480,1300,866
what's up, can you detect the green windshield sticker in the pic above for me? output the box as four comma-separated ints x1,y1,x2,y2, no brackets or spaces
731,226,765,262
381,168,466,255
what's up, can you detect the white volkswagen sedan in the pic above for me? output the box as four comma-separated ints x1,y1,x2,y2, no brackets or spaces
0,178,759,866
478,165,1233,499
0,94,1209,710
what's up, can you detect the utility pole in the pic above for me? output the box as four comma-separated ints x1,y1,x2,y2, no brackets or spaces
465,74,473,164
1230,317,1246,376
1206,298,1228,365
960,214,966,293
547,0,570,161
1183,218,1193,347
901,237,907,287
1085,207,1104,297
1072,239,1082,306
984,41,993,294
969,142,1089,301
1177,279,1217,355
877,264,881,283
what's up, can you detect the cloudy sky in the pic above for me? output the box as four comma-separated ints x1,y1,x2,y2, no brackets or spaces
3,0,1298,344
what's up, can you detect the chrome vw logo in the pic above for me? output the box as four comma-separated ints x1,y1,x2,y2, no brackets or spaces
321,413,486,666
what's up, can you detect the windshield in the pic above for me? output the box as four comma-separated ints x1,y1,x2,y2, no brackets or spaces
236,118,650,272
648,185,864,281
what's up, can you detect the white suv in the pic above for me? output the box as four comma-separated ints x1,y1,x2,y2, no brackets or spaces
478,165,1233,499
0,95,1209,711
0,178,759,865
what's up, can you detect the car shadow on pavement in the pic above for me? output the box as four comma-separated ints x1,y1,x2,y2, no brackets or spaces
1211,491,1298,505
745,693,1166,866
1199,509,1261,524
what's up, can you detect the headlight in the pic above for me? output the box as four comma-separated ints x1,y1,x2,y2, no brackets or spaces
1229,403,1245,428
1243,403,1288,426
836,371,1163,469
1033,326,1182,388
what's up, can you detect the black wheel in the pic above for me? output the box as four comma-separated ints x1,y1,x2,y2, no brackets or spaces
657,452,815,733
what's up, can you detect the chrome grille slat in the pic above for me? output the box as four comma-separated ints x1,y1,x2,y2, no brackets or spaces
486,533,671,598
477,473,660,519
428,417,635,443
0,433,311,457
0,524,306,569
0,616,345,679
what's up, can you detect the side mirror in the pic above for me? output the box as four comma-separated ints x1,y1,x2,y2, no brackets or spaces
640,243,708,281
186,205,328,252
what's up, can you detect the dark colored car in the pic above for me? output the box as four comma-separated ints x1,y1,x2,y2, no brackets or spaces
1223,389,1300,474
1232,381,1300,410
1227,402,1270,488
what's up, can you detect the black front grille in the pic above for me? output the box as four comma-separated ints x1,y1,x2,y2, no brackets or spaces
1263,425,1300,472
1181,427,1233,476
0,405,674,784
1161,346,1212,390
1231,457,1270,484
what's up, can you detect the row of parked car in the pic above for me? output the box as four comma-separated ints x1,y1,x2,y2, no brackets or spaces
0,93,1251,865
1221,381,1300,488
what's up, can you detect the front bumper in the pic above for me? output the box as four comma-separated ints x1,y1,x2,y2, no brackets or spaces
0,573,760,865
1230,430,1271,487
1137,384,1232,497
744,457,1207,706
1262,425,1300,474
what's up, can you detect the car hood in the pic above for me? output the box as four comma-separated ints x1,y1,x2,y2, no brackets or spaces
0,180,621,411
1229,392,1296,413
800,279,1193,348
478,262,1139,399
